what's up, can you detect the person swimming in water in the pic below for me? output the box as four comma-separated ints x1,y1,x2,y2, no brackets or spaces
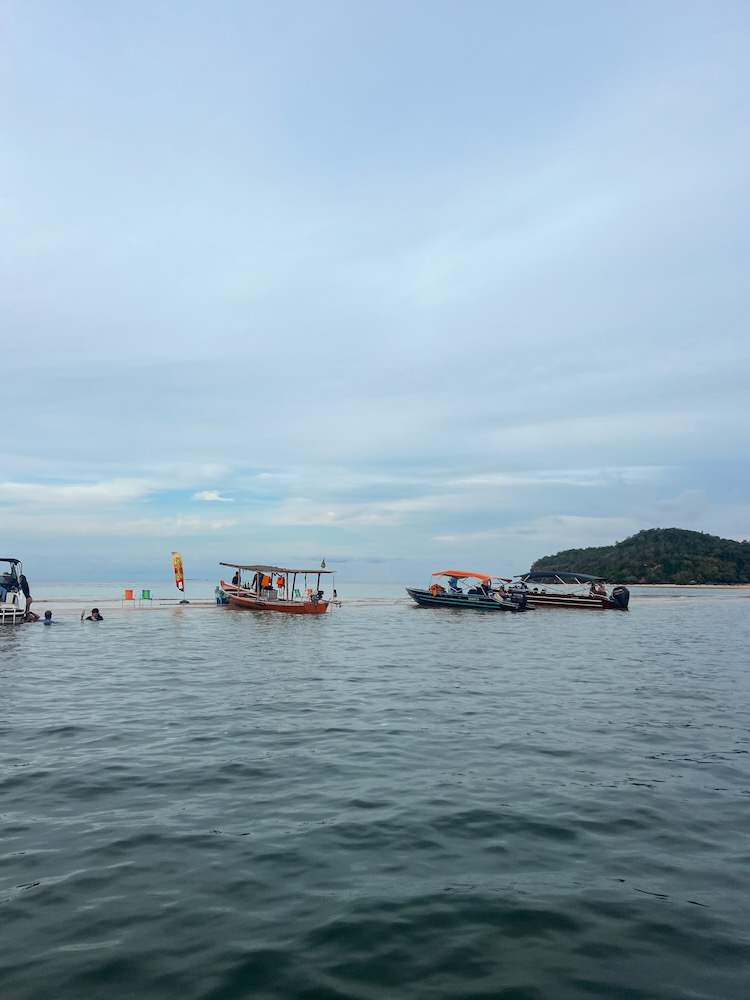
43,610,53,625
85,608,103,621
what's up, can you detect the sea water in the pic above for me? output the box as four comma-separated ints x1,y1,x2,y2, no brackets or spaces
1,585,749,999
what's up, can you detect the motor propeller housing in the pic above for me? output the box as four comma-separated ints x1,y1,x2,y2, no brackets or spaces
611,586,630,609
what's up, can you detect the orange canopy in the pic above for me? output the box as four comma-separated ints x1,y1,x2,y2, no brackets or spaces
433,569,492,582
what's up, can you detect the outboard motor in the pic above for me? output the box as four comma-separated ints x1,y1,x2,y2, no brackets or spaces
611,586,630,610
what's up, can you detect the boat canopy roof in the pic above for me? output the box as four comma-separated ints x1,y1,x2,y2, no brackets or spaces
519,571,604,584
220,562,333,574
0,557,21,566
433,569,492,582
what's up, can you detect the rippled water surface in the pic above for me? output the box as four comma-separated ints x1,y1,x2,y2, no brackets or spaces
2,585,749,999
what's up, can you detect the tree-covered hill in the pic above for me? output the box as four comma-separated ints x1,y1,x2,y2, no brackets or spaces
531,528,750,584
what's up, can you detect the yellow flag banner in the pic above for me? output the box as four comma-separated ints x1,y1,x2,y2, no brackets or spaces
171,551,185,592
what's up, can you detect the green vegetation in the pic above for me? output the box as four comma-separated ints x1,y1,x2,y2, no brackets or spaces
532,528,750,584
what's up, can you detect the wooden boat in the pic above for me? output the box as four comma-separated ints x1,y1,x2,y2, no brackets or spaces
508,571,630,610
219,563,334,615
0,558,27,624
407,570,528,612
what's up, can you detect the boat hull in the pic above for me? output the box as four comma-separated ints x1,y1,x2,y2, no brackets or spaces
222,582,329,615
406,588,524,612
0,604,25,624
515,591,627,610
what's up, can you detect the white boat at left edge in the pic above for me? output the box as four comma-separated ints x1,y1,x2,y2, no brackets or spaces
0,557,28,624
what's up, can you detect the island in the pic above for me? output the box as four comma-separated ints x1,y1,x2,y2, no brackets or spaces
531,527,750,585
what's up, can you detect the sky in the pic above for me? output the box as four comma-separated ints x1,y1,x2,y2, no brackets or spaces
2,1,749,582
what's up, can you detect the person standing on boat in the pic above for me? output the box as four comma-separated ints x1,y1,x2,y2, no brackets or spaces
232,570,241,586
19,572,32,616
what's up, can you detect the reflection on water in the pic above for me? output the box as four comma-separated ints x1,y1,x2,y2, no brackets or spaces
1,585,749,999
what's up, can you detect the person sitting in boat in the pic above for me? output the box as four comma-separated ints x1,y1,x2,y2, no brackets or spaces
232,570,241,586
590,581,607,597
86,608,103,621
448,576,462,593
0,568,19,600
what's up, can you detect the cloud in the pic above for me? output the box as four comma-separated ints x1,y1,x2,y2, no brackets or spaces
446,466,666,490
1,511,240,538
194,490,233,502
0,478,155,507
434,514,643,554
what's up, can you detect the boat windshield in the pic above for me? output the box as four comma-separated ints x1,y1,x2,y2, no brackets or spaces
515,572,609,595
519,572,604,585
0,559,20,584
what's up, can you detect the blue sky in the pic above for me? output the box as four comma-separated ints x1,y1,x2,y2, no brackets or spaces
2,1,749,581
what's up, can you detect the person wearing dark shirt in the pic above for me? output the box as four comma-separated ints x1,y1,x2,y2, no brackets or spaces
86,608,103,621
19,573,32,614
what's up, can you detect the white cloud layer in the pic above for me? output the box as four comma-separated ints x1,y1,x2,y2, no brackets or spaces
0,479,155,506
193,491,233,502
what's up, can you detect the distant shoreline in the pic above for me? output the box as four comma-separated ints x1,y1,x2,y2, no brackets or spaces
628,583,750,588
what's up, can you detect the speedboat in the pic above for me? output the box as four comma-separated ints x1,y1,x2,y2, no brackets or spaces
407,570,528,612
219,562,334,615
0,558,27,624
509,571,630,610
